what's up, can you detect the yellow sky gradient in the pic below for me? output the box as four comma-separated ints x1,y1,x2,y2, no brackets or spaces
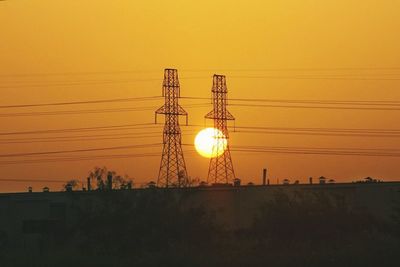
1,0,400,192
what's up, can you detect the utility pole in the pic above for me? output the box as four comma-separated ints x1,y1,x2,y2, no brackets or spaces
263,168,267,186
205,74,236,184
155,69,189,188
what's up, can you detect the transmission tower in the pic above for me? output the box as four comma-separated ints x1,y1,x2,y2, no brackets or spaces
205,74,236,184
155,69,189,188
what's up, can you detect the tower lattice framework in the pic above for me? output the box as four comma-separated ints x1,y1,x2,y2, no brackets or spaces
205,74,236,184
155,69,189,188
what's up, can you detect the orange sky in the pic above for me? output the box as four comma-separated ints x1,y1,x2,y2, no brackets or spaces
1,0,400,192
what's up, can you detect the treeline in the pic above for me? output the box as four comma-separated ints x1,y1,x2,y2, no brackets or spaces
1,190,399,267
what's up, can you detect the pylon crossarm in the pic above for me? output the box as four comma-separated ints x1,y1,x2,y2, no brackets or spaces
177,105,188,116
155,105,166,114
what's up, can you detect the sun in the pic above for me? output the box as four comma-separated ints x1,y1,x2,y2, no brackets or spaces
194,128,227,158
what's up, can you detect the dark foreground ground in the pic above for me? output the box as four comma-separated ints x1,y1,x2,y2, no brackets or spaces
0,186,399,267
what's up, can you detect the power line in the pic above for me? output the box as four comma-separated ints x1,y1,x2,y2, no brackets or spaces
176,143,400,157
0,132,197,144
0,123,156,136
0,129,196,141
2,125,400,144
0,143,161,158
228,103,400,111
3,73,400,91
229,145,400,158
0,107,157,117
186,124,400,134
0,130,397,143
2,67,400,78
0,103,396,117
0,152,161,165
0,103,209,118
229,75,400,81
0,178,68,184
0,96,161,109
181,67,400,72
0,150,198,165
1,95,399,111
183,143,400,153
234,144,400,152
0,135,161,144
0,131,162,141
0,70,162,78
230,125,400,138
0,78,161,89
233,125,400,133
182,96,400,106
2,122,400,139
234,130,400,138
0,76,209,89
231,98,400,105
1,144,400,164
231,149,400,157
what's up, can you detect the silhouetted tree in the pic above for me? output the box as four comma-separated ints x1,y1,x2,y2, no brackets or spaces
188,176,201,187
87,166,132,191
63,179,79,191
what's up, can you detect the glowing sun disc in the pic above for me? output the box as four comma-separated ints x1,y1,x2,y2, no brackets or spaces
194,128,227,158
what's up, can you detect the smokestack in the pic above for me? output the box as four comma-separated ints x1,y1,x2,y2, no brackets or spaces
87,177,91,191
309,177,313,184
263,168,267,186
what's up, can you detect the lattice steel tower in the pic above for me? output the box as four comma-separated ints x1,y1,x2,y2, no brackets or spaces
205,74,236,184
155,69,189,188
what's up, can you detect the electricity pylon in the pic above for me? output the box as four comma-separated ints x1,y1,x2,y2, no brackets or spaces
155,69,189,188
205,74,236,184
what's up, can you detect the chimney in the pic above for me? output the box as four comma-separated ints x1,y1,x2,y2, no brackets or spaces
262,168,267,186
